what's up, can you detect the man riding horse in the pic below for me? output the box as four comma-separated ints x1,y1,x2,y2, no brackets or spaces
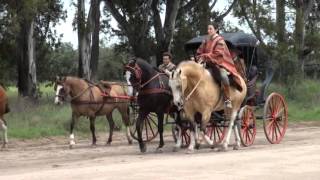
196,23,241,109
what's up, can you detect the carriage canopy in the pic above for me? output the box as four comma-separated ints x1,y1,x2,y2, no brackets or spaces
184,31,260,67
184,31,259,51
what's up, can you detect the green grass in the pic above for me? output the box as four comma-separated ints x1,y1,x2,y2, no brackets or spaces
267,79,320,121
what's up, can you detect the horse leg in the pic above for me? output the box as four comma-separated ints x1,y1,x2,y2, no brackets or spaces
233,120,241,150
194,122,201,149
69,113,78,149
106,113,115,145
155,112,165,153
221,110,238,151
187,122,196,153
119,106,132,145
173,124,182,152
199,111,213,146
137,111,148,153
89,117,97,146
0,118,8,148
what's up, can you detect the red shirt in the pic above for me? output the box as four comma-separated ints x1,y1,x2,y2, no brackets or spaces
196,34,239,77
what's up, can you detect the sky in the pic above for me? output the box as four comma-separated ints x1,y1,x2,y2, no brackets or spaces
55,0,249,49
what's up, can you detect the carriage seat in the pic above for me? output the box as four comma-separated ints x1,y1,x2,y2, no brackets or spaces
246,66,258,103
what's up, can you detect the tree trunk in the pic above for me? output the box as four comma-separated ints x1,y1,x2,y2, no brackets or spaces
295,0,314,74
295,3,305,73
276,0,286,45
198,0,210,34
152,0,181,65
77,0,91,79
17,19,38,98
89,0,101,81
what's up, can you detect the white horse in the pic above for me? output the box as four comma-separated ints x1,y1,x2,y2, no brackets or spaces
169,61,247,152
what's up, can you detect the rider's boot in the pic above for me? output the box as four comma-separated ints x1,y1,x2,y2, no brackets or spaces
223,83,232,109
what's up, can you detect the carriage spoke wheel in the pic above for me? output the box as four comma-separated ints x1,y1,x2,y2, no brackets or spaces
129,103,158,142
263,93,288,144
206,121,227,145
172,123,191,148
238,105,256,147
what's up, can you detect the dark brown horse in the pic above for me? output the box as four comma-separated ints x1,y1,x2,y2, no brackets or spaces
0,85,9,148
54,76,132,148
124,58,173,153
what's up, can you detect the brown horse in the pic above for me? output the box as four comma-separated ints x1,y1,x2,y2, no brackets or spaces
169,61,247,152
54,76,132,148
0,85,9,148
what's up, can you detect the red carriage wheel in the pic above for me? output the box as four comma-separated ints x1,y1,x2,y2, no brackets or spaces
206,121,227,145
263,93,288,144
238,105,256,147
129,103,158,142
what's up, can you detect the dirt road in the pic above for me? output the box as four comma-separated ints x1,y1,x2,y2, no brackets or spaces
1,123,320,180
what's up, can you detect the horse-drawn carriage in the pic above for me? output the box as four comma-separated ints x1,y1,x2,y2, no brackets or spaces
55,31,288,152
128,31,288,149
172,31,288,147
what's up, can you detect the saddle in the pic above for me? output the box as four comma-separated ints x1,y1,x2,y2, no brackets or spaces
98,80,113,97
246,66,259,104
206,64,243,91
83,79,113,97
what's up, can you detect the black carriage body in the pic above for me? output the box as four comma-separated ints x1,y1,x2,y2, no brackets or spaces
184,31,273,105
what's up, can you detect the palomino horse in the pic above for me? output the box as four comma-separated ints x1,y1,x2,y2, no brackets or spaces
124,58,172,153
169,61,247,152
54,76,132,148
0,85,9,148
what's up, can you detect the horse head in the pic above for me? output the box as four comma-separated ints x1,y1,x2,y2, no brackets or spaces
54,76,70,105
123,57,143,96
169,68,187,110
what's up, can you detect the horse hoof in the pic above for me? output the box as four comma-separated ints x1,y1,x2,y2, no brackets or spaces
140,145,147,153
173,147,179,152
233,145,240,150
69,140,76,149
218,144,228,152
195,143,201,150
155,148,163,153
128,140,133,145
1,145,7,150
106,140,112,145
210,144,218,149
91,143,97,147
2,143,7,149
186,149,194,154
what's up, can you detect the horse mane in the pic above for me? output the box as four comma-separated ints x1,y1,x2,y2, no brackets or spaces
136,58,151,67
177,61,208,80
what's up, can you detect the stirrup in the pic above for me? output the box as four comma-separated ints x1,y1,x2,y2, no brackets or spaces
224,99,232,109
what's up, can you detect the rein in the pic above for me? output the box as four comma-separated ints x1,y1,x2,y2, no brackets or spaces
70,85,94,103
141,73,164,88
184,68,204,102
185,76,202,101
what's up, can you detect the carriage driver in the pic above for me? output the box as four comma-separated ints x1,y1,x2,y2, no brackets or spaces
158,52,176,76
196,23,241,109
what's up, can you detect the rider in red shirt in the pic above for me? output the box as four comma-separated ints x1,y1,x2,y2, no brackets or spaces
197,23,241,109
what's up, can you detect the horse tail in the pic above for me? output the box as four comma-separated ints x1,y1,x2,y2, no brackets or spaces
5,102,10,113
127,106,130,117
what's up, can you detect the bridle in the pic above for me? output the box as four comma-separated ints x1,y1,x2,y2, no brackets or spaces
124,63,142,90
54,81,93,103
124,62,167,94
